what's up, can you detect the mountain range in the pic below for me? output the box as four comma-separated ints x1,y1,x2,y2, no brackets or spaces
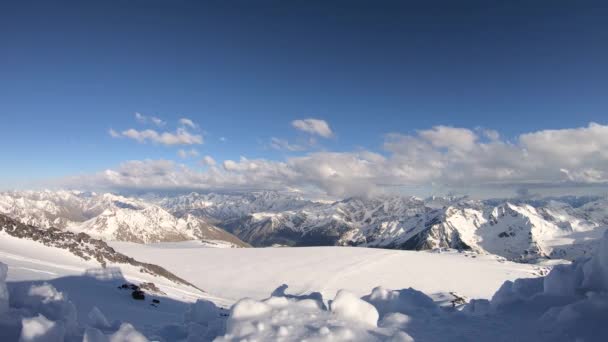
2,190,607,262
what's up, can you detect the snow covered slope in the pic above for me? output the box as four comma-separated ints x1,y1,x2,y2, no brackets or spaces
0,213,225,338
0,191,248,246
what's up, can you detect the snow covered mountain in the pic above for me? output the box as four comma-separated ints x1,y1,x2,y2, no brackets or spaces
0,191,248,246
2,190,607,261
0,213,201,291
155,191,316,222
160,192,608,262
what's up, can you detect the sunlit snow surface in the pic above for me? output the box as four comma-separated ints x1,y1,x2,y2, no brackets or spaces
109,242,542,302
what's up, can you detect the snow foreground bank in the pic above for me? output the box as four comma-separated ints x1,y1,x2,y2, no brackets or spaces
1,232,608,341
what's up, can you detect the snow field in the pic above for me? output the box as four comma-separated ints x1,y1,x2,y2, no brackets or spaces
110,242,542,303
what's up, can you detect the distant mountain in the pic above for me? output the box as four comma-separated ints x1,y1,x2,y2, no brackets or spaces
0,191,248,246
155,191,317,222
160,192,608,262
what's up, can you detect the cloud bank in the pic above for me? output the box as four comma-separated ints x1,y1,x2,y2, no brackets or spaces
68,123,608,197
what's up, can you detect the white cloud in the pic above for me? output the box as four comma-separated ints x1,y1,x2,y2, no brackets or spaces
418,126,477,151
201,155,216,166
115,128,203,145
134,112,166,127
179,118,197,129
177,148,199,159
291,119,333,138
482,129,500,141
69,123,608,197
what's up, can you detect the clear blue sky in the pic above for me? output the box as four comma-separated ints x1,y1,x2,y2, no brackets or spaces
1,0,607,195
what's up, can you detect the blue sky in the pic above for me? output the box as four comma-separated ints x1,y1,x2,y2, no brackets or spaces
1,0,607,197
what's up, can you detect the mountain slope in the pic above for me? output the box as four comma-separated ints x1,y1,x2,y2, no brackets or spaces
0,213,201,291
204,195,606,261
0,191,248,246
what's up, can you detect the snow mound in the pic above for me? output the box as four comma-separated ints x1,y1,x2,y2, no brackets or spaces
107,323,148,342
182,299,225,341
363,286,439,318
19,314,65,342
216,289,414,341
330,290,379,327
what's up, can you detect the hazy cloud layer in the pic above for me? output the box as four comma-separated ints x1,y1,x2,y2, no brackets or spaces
68,123,608,197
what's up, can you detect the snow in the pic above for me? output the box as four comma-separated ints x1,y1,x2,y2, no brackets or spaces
0,191,247,246
0,262,8,314
363,286,439,318
330,290,379,327
110,241,542,302
87,307,110,330
2,206,608,341
107,323,148,342
4,190,608,262
19,314,65,342
218,295,381,342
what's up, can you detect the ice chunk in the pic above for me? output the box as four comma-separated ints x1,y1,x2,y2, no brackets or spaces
230,298,272,321
491,277,544,309
108,323,148,342
543,263,581,297
363,286,438,318
19,314,65,342
184,299,220,324
27,283,64,303
330,290,379,327
11,283,78,335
